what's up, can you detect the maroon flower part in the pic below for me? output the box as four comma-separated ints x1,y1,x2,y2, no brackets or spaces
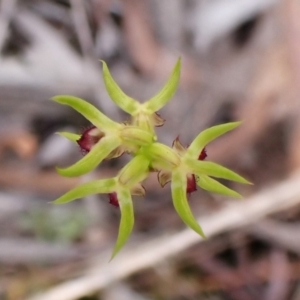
186,173,197,194
199,148,207,160
77,126,105,154
107,184,145,208
108,192,119,207
152,112,165,127
187,147,207,194
158,138,208,195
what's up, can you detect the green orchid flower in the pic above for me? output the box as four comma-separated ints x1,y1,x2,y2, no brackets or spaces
101,58,181,135
54,154,149,259
141,122,250,238
52,96,154,177
52,58,251,258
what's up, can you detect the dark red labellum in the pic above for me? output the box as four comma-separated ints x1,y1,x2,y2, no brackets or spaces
77,126,104,154
108,192,119,207
186,173,197,194
199,148,207,161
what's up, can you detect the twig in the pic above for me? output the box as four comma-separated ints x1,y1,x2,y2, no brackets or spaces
70,0,95,59
0,238,80,264
27,172,300,300
248,219,300,255
0,0,18,52
264,249,290,300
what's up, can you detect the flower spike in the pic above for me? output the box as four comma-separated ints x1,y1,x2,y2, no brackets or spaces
52,58,251,259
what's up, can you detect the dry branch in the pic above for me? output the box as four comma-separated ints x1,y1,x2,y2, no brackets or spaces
0,0,18,52
27,172,300,300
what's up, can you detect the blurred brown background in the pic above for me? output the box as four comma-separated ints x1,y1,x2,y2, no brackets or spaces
1,0,300,299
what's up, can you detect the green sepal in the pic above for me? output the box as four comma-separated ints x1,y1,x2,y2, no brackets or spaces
197,175,243,198
187,160,252,184
52,95,119,130
171,170,205,238
120,126,154,146
118,155,150,187
131,113,156,136
52,178,117,204
56,136,121,177
144,58,181,113
56,132,80,142
187,122,241,159
101,61,139,115
148,143,181,170
111,188,134,260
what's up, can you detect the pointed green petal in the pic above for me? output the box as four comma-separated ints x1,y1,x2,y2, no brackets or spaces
187,122,241,159
53,178,117,204
197,175,243,198
171,170,205,238
187,160,251,184
101,61,139,115
144,58,181,113
57,136,121,177
52,95,119,130
56,132,80,142
111,188,134,260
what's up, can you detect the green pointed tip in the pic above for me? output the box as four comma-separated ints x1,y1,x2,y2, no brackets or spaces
100,60,139,115
55,136,121,177
109,188,134,260
171,171,206,238
188,160,251,185
187,121,242,159
56,132,80,142
51,96,62,103
197,175,244,199
144,57,181,113
51,95,119,130
55,166,76,177
52,178,117,205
